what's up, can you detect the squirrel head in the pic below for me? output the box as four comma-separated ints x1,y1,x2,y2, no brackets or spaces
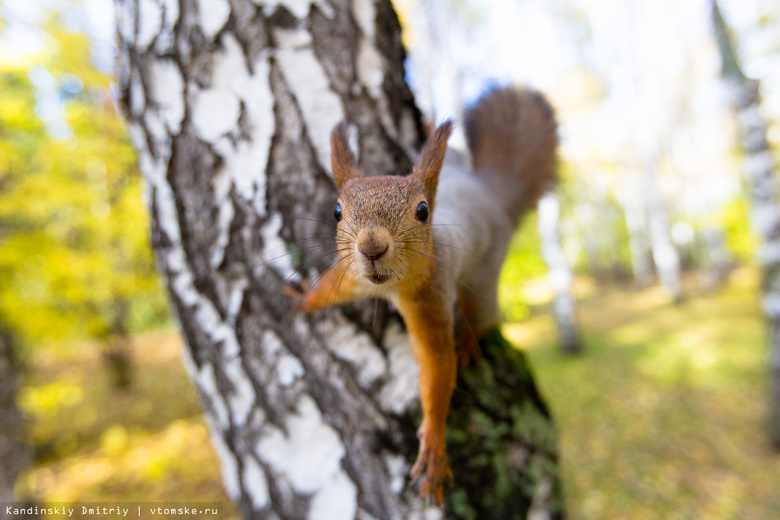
329,121,453,288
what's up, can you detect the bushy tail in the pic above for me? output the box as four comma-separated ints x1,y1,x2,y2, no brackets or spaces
464,86,558,222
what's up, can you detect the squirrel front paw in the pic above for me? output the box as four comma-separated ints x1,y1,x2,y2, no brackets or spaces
283,280,315,313
411,431,453,506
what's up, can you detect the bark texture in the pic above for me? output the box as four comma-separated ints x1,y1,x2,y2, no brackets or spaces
710,0,780,447
115,0,562,518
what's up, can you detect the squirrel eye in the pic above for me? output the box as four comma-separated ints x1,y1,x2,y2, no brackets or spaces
415,201,429,223
334,203,343,222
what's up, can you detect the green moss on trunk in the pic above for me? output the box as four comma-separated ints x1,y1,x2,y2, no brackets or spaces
445,328,563,519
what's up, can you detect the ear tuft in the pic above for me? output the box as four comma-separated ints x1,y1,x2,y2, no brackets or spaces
331,122,361,191
415,119,453,207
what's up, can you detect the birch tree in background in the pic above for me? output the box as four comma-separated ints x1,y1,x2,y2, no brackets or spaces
404,0,436,121
539,193,582,353
0,329,24,499
114,0,562,518
403,0,466,129
624,0,683,300
619,171,654,286
643,157,683,300
710,0,780,446
0,328,35,516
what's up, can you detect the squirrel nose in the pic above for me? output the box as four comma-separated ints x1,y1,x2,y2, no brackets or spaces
359,240,388,262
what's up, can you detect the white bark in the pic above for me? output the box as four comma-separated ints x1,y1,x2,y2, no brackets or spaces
619,171,653,285
538,193,582,353
643,158,682,299
710,0,780,446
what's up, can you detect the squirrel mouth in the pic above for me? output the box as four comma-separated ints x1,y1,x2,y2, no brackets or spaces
367,273,389,285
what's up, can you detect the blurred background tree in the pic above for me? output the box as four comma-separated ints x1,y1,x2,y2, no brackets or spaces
709,0,780,446
0,11,169,387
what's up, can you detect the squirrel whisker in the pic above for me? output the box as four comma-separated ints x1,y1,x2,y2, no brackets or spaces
295,217,358,239
251,243,337,270
396,247,487,303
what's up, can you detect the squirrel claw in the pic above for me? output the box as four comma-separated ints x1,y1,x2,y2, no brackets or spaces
410,443,452,507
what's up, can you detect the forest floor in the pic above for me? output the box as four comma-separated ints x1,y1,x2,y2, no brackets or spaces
505,266,780,519
17,267,780,519
17,328,238,517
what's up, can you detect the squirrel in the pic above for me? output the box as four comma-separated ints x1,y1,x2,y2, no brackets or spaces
286,85,558,505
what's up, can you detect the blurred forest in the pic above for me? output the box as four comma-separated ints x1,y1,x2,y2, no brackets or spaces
1,0,780,518
0,3,169,369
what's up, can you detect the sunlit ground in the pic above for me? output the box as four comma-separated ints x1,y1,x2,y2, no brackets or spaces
16,268,780,519
506,267,780,520
17,331,238,518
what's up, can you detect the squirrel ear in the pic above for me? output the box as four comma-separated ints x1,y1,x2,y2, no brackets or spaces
331,122,361,191
414,119,453,206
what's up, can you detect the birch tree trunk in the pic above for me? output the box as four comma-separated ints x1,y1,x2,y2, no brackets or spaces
539,193,582,353
620,172,654,286
698,226,730,291
114,0,563,518
644,159,682,300
710,0,780,447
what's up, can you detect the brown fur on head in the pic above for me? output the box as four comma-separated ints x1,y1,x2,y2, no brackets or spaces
329,121,453,289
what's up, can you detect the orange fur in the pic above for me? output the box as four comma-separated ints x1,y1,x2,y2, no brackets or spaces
414,120,452,211
331,122,360,190
397,282,457,505
285,261,361,312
